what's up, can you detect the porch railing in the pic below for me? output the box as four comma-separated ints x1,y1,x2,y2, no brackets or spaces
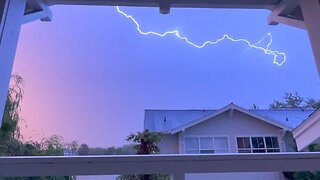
1,152,320,180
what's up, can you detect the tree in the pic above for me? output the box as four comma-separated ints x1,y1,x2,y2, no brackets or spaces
271,92,320,179
270,92,303,109
126,129,163,155
119,144,136,155
0,75,74,179
78,143,89,155
250,103,259,110
117,130,169,180
270,92,320,109
305,98,320,109
0,75,24,156
65,140,79,155
0,75,23,138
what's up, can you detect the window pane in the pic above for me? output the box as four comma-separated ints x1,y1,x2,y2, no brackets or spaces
238,149,251,153
186,150,199,154
237,137,250,148
253,149,266,153
237,138,243,148
265,137,279,149
272,137,279,148
252,137,265,148
265,137,272,148
267,149,280,153
200,137,213,149
185,138,199,150
200,150,215,154
215,137,228,149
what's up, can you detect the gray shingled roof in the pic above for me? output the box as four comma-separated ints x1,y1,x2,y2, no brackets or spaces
144,105,315,133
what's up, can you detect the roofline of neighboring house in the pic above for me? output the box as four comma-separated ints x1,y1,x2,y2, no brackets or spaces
145,108,314,112
145,109,215,111
166,103,293,134
292,108,320,139
250,108,315,111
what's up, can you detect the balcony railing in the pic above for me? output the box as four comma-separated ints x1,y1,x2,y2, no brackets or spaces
1,152,320,180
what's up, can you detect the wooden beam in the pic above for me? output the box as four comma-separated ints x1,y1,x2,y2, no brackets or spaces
159,0,170,14
0,0,26,126
299,0,320,76
268,14,306,29
23,0,52,24
46,0,279,9
23,9,52,24
267,0,303,28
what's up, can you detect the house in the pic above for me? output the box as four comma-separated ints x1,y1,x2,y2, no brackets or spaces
144,103,316,180
293,108,320,151
63,148,78,156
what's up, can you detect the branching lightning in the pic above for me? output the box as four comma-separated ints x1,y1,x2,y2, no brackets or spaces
116,6,286,66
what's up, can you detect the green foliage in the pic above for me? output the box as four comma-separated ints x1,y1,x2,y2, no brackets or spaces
117,174,170,180
118,130,169,180
293,171,320,180
77,144,135,155
78,144,89,155
0,75,25,156
0,75,73,179
270,92,304,109
270,92,320,109
308,144,320,152
250,103,259,110
126,129,163,154
305,98,320,109
65,140,79,154
0,75,23,141
0,176,75,180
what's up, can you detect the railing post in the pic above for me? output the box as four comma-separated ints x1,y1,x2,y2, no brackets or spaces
0,0,25,126
172,173,185,180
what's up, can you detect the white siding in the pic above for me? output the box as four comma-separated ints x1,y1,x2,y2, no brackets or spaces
158,134,180,154
293,110,320,151
158,109,289,180
182,110,283,153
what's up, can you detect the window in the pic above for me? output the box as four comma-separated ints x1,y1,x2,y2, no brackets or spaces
214,137,229,153
237,136,280,153
185,137,228,154
199,137,214,154
185,137,199,154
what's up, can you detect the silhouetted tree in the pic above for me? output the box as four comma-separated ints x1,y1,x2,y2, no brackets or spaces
78,143,89,155
305,98,320,109
250,103,259,110
0,75,74,179
117,130,169,180
270,92,320,109
127,129,163,155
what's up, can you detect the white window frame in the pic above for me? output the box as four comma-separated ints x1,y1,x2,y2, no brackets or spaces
236,135,281,153
184,135,229,154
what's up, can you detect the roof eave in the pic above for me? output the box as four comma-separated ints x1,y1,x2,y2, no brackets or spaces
169,103,293,133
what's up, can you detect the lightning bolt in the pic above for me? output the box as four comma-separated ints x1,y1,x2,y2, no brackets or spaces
116,6,286,66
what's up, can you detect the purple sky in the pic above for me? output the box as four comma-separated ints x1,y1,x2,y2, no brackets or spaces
13,5,320,147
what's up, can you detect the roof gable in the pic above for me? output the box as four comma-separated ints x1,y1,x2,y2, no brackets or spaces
144,103,315,134
169,103,292,133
